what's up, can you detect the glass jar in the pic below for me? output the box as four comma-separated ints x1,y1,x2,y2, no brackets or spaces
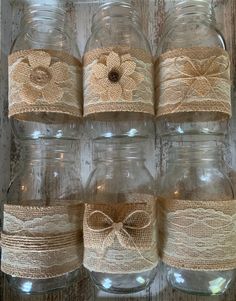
84,136,158,294
9,5,82,140
158,141,235,295
156,0,230,138
83,1,154,138
2,140,84,294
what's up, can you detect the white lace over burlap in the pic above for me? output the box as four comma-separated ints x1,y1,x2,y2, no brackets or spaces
83,46,154,116
156,47,231,119
83,196,158,274
8,49,83,121
1,203,84,279
159,199,236,271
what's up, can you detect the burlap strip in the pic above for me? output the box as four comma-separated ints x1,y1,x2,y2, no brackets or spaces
83,46,154,117
83,198,158,274
8,49,83,121
159,199,236,271
156,47,231,119
1,203,84,279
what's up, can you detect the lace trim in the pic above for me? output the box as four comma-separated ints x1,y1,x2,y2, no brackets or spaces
1,203,84,279
159,199,236,271
8,49,83,122
83,47,154,117
83,196,158,274
155,47,231,119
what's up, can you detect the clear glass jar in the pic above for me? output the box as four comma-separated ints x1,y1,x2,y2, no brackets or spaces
83,1,154,139
156,0,229,138
3,140,84,294
158,140,235,295
84,136,158,294
9,5,82,140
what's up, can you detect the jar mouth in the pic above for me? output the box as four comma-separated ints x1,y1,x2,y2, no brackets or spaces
164,0,214,25
91,1,141,32
93,135,147,162
22,4,66,28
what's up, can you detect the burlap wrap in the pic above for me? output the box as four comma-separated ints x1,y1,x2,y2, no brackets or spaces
156,47,231,119
159,199,236,271
83,198,158,274
83,46,154,116
8,49,83,121
1,203,84,279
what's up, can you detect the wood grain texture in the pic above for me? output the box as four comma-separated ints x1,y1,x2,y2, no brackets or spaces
1,0,236,300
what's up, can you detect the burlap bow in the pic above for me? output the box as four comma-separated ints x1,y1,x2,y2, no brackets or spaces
87,209,152,250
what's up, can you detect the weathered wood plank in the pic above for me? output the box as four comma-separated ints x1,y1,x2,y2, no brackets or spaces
2,0,236,300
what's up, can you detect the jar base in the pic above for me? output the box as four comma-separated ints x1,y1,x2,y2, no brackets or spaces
90,267,157,294
167,267,234,296
6,269,81,295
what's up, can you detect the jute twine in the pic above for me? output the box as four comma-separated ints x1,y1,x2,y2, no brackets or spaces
155,47,231,120
159,198,236,271
1,203,84,279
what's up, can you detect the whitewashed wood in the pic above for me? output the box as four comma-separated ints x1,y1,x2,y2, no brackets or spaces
1,0,236,300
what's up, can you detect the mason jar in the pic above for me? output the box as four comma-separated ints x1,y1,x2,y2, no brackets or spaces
155,0,231,138
158,140,236,295
9,5,82,140
1,140,84,294
83,1,154,139
84,136,158,294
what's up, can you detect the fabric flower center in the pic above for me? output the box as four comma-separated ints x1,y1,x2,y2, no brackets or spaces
108,69,120,83
30,66,52,87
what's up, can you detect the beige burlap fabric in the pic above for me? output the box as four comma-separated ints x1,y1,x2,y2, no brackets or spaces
1,203,84,279
8,49,83,121
159,199,236,271
83,198,158,274
83,46,154,117
156,47,231,119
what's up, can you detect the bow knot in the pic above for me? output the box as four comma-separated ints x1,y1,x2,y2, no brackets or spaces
86,208,152,250
113,222,123,233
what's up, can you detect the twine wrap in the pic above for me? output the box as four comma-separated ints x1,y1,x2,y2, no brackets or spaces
8,49,83,121
159,199,236,271
83,46,154,117
156,47,231,119
1,203,84,279
83,198,158,274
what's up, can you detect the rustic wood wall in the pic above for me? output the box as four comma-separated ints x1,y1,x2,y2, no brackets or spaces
1,0,236,300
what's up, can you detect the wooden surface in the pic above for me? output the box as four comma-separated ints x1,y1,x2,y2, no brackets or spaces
1,0,236,300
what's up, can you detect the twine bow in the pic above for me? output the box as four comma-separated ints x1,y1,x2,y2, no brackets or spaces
87,209,154,264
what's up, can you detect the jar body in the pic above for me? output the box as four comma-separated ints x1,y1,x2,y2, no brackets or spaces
158,142,235,295
156,0,229,138
9,5,82,140
84,2,154,138
3,140,84,294
84,137,158,294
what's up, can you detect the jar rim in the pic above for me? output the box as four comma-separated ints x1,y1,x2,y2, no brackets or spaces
21,4,66,26
91,1,141,32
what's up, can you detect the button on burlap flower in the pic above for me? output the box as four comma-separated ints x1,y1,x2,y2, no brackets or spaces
11,51,69,104
90,51,144,101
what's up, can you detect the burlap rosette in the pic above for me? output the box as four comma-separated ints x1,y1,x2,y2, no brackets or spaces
159,199,236,271
1,203,84,279
83,46,154,117
156,47,231,120
8,49,83,122
83,197,158,274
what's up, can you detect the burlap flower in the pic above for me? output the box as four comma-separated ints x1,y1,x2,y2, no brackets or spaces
11,51,69,104
90,51,144,101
